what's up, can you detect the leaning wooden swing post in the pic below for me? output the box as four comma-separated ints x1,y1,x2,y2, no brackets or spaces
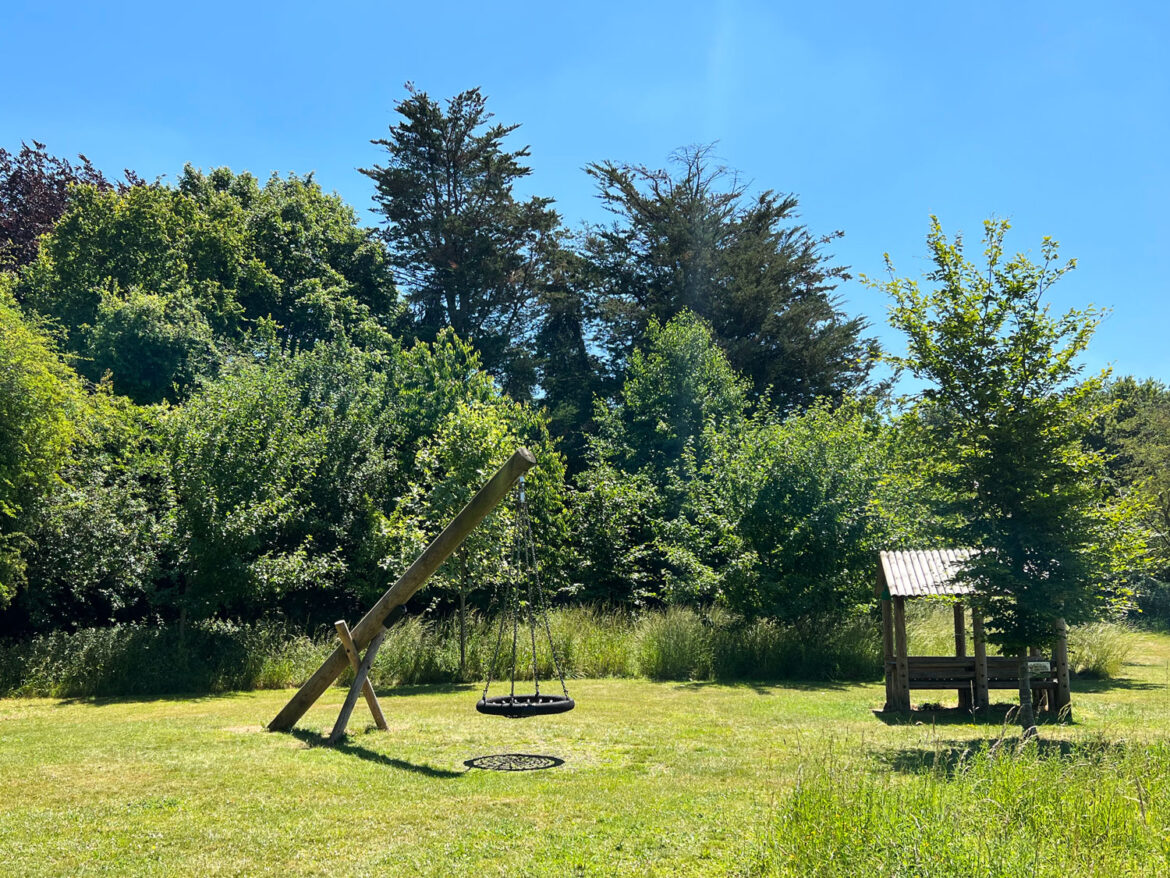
268,448,538,733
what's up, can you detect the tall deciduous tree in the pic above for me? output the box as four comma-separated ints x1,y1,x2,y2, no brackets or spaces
712,400,897,625
575,312,750,605
1088,376,1170,615
377,396,569,676
0,279,84,604
584,145,878,410
16,169,398,404
876,217,1144,732
362,86,561,398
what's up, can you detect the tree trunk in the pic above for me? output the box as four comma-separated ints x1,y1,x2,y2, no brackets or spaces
1018,652,1037,739
459,589,467,678
458,553,468,679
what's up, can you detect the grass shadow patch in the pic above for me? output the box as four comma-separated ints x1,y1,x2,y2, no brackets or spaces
872,702,1070,727
874,735,1131,777
674,678,856,694
53,691,240,707
287,727,465,778
1070,674,1164,693
376,681,479,697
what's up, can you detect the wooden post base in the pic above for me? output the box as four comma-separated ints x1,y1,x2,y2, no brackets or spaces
335,620,388,731
329,627,388,745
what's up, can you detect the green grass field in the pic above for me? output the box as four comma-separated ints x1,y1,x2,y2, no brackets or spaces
2,632,1170,876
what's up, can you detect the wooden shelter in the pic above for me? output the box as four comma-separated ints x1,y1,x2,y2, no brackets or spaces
877,549,1072,715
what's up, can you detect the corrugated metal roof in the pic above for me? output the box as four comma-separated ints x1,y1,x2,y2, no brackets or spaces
879,549,975,598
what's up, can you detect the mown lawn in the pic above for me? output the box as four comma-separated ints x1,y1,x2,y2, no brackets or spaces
2,633,1170,876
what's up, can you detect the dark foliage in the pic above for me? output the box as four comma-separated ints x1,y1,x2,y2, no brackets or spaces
0,141,127,269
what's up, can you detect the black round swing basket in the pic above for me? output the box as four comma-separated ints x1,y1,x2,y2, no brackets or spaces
476,693,576,718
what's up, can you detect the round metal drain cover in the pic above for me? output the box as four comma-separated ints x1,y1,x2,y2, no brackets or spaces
464,753,564,771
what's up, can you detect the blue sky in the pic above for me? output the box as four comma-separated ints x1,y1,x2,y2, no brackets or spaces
3,1,1168,383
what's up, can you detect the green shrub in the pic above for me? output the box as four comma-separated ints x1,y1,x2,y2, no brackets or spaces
1133,578,1170,630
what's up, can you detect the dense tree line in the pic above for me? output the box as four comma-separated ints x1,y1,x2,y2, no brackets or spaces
0,88,1162,650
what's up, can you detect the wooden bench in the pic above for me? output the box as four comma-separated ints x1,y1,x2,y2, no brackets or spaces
888,655,1058,706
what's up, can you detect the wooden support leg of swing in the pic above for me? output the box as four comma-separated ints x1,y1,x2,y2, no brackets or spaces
335,620,387,730
328,628,387,745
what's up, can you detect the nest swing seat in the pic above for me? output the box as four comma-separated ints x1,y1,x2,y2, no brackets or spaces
476,692,575,718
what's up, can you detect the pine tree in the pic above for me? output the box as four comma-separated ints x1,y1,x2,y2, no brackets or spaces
363,86,561,399
583,145,877,410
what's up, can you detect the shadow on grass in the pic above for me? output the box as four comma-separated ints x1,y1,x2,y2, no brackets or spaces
1070,675,1164,693
374,682,479,697
872,703,1071,727
673,678,863,694
52,690,241,707
875,736,1131,777
288,728,464,778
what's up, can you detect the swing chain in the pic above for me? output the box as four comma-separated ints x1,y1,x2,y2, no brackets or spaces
480,474,570,703
520,483,569,698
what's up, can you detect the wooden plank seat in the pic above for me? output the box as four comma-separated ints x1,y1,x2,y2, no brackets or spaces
896,656,1057,690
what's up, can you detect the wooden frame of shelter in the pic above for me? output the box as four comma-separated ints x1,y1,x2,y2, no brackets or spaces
877,549,1072,716
268,448,536,736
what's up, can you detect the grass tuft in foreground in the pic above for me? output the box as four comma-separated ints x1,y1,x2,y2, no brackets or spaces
750,737,1170,877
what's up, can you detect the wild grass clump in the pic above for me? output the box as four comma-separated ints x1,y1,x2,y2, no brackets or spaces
903,601,1006,656
749,739,1170,877
0,604,886,697
629,607,883,682
904,602,962,655
546,604,634,677
1068,621,1138,678
0,621,332,697
634,606,713,680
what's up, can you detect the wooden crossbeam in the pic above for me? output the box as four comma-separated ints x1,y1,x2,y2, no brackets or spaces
335,620,387,730
268,447,537,732
329,628,387,744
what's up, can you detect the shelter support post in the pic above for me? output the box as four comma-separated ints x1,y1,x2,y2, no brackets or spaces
268,448,537,732
972,612,989,711
954,602,971,710
880,589,895,711
893,596,910,711
1054,618,1072,720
